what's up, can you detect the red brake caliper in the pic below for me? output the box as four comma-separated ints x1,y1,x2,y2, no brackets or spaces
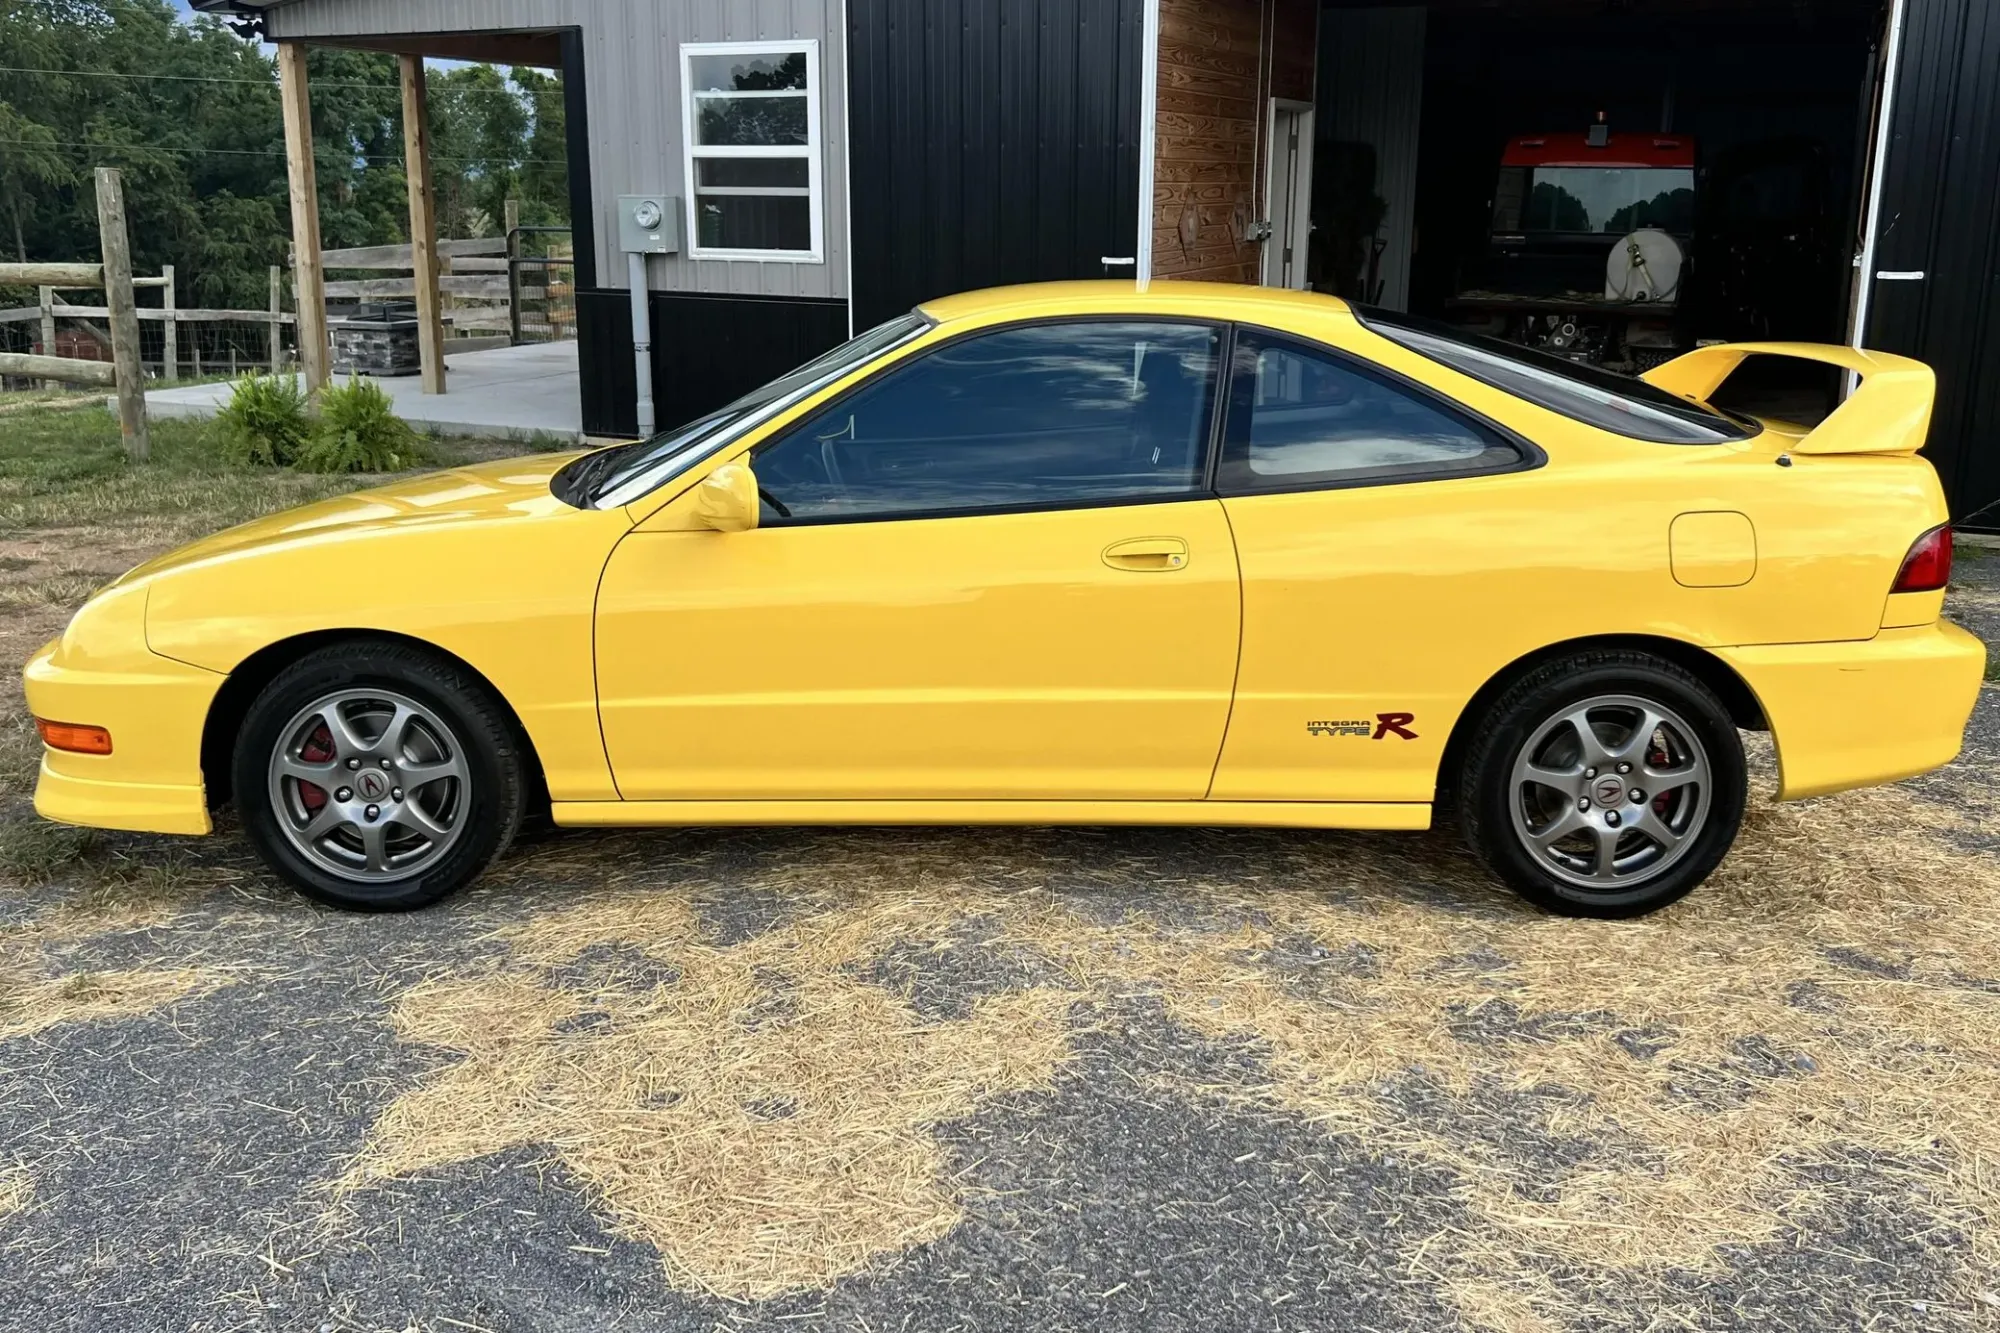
298,722,334,813
1649,735,1673,816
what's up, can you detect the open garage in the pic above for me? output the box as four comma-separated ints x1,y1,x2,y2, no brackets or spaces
1153,0,2000,525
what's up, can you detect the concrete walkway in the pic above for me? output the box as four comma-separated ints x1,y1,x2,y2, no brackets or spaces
145,340,584,443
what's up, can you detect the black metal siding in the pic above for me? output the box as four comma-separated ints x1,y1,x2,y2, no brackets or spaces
576,289,851,438
1866,0,2000,528
846,0,1145,330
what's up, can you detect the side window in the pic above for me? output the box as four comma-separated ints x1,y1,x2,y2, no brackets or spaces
1217,330,1523,493
752,321,1220,523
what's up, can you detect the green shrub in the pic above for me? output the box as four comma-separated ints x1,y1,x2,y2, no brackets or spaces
295,376,421,474
214,373,310,467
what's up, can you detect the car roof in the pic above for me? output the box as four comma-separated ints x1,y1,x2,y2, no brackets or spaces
917,280,1356,325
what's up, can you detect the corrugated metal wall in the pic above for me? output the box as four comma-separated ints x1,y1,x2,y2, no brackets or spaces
1317,6,1424,311
1867,0,2000,527
844,0,1144,330
265,0,851,303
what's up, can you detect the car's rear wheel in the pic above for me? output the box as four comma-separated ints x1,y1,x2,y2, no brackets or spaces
232,642,526,911
1459,651,1747,918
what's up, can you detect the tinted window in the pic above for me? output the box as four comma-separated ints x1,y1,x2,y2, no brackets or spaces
1353,306,1757,445
561,313,930,508
1217,331,1522,492
1492,166,1695,235
753,322,1220,523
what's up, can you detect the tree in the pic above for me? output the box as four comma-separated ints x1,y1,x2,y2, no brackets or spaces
0,0,568,312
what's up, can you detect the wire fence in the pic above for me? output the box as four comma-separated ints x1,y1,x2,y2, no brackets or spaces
509,226,576,345
2,220,571,394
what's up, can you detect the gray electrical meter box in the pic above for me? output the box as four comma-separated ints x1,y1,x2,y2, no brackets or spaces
618,195,681,254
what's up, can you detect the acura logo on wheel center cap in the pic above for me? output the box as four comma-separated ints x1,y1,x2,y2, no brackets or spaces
1594,776,1627,806
356,770,390,801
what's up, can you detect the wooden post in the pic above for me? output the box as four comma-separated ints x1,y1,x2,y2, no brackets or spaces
505,198,521,346
400,54,447,394
95,167,149,461
160,263,178,382
37,286,57,391
268,264,283,370
279,42,329,393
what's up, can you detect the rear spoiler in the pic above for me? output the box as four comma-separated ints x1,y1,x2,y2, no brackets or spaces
1640,341,1935,456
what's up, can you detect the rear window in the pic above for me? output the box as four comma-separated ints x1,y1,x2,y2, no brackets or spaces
1353,307,1757,445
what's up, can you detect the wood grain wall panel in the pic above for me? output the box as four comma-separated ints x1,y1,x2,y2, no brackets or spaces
1152,0,1316,284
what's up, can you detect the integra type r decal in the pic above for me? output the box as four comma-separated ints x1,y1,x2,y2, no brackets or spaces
1307,714,1419,741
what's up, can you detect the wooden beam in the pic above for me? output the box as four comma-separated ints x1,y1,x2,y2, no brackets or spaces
47,303,299,323
324,275,512,300
268,264,283,370
0,262,103,286
278,41,329,393
0,352,117,386
95,168,148,461
37,286,57,390
160,263,178,382
399,54,446,395
319,237,507,269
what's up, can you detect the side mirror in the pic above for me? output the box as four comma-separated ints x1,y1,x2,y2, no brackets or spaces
695,462,760,533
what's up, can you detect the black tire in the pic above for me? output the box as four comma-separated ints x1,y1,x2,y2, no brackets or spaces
1458,650,1747,919
232,641,527,912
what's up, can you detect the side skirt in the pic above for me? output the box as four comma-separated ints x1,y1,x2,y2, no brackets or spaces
550,800,1433,832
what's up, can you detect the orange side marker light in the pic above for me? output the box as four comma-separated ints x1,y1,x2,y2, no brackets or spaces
36,719,113,756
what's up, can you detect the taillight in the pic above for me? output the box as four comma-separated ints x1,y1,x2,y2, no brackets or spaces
1891,525,1953,594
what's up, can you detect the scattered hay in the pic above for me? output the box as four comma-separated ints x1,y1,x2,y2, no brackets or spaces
337,895,1076,1299
0,963,233,1042
345,770,2000,1326
0,1164,29,1220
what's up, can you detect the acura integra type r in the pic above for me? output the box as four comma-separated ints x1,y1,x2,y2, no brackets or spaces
25,283,1984,918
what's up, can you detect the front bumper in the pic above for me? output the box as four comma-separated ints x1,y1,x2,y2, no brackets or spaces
1718,620,1987,801
24,635,223,836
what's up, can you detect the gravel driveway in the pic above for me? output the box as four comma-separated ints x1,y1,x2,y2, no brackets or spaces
3,529,1996,1333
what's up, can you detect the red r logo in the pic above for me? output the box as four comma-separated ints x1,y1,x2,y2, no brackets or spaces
1374,713,1418,741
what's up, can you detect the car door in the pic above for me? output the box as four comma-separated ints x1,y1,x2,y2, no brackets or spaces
1207,326,1539,804
593,318,1242,802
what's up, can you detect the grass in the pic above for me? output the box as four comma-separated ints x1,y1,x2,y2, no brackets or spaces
0,400,516,543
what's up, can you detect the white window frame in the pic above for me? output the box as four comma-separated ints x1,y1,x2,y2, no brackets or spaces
680,39,824,264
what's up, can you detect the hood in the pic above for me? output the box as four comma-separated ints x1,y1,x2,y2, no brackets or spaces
122,452,588,586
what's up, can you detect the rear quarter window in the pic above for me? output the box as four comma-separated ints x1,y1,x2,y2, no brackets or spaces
1353,307,1758,445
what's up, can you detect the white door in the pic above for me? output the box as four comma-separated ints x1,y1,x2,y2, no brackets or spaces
1261,102,1315,290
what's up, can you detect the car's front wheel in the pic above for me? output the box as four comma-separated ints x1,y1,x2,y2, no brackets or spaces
232,642,527,911
1459,651,1748,918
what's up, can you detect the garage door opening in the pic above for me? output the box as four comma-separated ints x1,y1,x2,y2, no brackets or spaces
1310,0,1890,426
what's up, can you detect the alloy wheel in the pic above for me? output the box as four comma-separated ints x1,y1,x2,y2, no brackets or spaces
266,687,470,884
1507,693,1711,894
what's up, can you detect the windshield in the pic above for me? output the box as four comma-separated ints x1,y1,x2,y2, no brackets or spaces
1353,306,1757,445
1493,166,1695,235
554,312,931,508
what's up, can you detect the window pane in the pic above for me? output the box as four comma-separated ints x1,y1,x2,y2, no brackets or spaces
687,51,809,92
1520,167,1695,234
696,194,812,252
697,158,810,190
1354,306,1753,444
697,95,808,147
1219,332,1518,491
754,322,1219,522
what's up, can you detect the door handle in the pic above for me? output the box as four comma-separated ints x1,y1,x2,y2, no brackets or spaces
1103,537,1189,572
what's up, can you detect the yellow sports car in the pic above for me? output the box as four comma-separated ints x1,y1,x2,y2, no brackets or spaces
24,283,1984,917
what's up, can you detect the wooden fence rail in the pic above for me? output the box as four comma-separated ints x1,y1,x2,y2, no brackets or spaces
0,352,117,386
0,170,147,457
